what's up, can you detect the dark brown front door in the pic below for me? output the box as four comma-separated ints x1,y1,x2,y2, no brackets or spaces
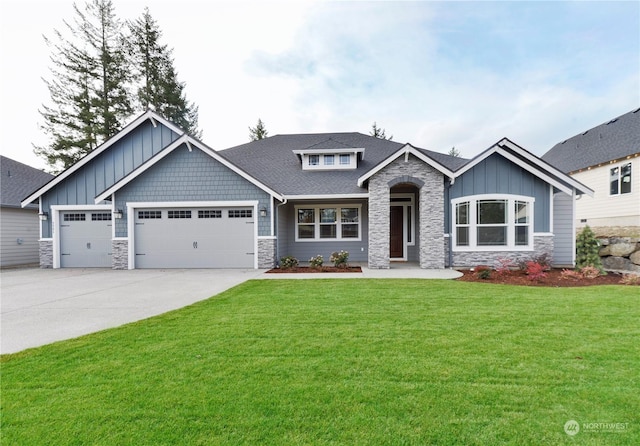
390,206,403,258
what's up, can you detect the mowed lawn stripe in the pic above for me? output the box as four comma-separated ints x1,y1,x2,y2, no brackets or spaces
2,279,638,445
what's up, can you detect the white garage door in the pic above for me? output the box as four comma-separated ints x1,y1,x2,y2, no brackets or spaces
60,211,112,267
134,207,255,268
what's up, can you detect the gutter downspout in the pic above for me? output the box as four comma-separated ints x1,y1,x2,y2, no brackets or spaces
446,177,455,269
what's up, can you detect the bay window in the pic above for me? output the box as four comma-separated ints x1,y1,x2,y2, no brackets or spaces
453,195,533,250
296,205,361,241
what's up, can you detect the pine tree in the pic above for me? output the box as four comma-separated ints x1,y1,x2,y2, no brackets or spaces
370,122,392,140
576,225,604,271
249,119,268,141
128,8,200,137
448,146,461,157
35,0,132,172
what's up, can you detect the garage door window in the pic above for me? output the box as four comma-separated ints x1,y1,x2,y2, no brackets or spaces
92,212,112,221
199,210,222,218
168,210,192,219
64,213,86,221
229,210,252,218
138,211,161,219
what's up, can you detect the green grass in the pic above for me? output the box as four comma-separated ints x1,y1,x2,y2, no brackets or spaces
2,280,638,445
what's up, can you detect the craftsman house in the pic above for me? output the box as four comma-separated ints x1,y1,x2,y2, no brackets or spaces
23,110,592,269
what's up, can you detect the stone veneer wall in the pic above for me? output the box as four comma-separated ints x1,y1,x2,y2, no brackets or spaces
368,155,444,269
39,240,53,268
112,240,128,270
258,238,276,269
449,235,554,268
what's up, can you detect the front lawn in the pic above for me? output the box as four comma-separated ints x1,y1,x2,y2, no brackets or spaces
1,280,638,445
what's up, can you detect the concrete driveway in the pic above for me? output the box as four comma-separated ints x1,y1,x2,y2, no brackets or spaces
1,268,263,354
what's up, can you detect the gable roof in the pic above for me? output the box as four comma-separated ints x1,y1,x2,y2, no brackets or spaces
21,110,185,207
542,108,640,173
1,156,53,209
95,134,284,203
221,132,465,197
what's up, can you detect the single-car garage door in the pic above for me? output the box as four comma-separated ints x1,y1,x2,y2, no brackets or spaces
134,207,255,268
60,211,112,267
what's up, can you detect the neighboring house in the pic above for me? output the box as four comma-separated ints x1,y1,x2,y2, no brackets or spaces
22,110,592,270
1,156,54,267
543,108,640,236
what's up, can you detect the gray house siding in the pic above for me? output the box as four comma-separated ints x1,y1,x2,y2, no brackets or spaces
448,153,551,233
552,191,575,266
0,208,40,267
278,199,369,264
40,121,179,238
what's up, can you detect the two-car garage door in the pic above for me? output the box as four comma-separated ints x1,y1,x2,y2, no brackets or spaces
133,207,255,268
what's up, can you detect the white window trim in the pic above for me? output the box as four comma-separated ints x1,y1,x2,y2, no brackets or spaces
451,194,534,252
609,161,632,196
295,204,362,242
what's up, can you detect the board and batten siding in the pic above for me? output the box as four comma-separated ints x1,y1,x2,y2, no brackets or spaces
1,207,40,267
279,200,369,264
113,145,273,237
448,153,551,233
571,158,640,228
40,121,180,238
552,191,575,266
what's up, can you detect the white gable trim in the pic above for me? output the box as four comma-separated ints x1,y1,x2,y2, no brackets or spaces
21,110,185,208
95,135,284,203
357,144,455,187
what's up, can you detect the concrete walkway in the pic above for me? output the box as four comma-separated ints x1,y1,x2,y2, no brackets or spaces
1,265,460,354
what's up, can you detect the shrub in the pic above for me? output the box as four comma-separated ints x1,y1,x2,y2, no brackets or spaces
526,261,547,281
330,250,349,268
620,274,640,285
474,265,492,280
494,258,515,276
531,253,552,270
580,265,602,279
280,256,299,269
576,225,604,272
560,269,583,281
309,255,324,269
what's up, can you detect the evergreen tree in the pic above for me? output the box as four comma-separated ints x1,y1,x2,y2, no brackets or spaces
128,8,200,137
448,146,461,157
369,122,392,140
249,119,268,141
35,0,131,172
576,225,604,272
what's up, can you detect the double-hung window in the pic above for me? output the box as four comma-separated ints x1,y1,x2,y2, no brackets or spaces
296,205,361,241
453,195,533,250
610,162,632,195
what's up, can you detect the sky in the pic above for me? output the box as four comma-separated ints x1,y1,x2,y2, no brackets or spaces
1,0,639,171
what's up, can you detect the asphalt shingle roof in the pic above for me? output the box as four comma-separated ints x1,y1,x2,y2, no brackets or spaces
542,108,640,173
219,132,467,196
0,156,54,209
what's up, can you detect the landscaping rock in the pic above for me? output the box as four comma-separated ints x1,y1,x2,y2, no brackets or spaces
630,250,640,266
602,256,640,273
609,242,637,257
599,245,611,256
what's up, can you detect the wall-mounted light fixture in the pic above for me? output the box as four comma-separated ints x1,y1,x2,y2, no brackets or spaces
259,206,267,218
113,209,123,219
38,212,48,221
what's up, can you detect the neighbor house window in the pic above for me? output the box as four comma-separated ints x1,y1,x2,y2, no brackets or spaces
610,162,632,195
296,205,361,241
453,195,533,250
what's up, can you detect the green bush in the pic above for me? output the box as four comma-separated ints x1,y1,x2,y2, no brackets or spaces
576,226,604,272
330,250,349,268
280,255,299,269
309,255,324,268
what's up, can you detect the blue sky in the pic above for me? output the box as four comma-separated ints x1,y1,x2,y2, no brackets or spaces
1,1,638,170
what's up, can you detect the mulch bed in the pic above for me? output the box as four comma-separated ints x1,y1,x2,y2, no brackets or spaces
266,266,362,273
456,268,636,287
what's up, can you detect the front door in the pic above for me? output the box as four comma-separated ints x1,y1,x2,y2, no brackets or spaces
390,206,404,258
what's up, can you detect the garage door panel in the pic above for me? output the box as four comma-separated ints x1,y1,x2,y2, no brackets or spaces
134,207,255,268
60,211,112,268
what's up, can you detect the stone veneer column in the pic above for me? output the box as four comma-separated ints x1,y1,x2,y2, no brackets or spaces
419,174,445,269
39,240,53,268
258,238,276,269
368,177,391,269
112,240,128,270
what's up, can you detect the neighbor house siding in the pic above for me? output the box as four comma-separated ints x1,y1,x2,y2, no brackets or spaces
113,145,272,237
39,121,180,238
0,208,40,267
448,153,551,232
279,199,369,264
572,158,640,232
